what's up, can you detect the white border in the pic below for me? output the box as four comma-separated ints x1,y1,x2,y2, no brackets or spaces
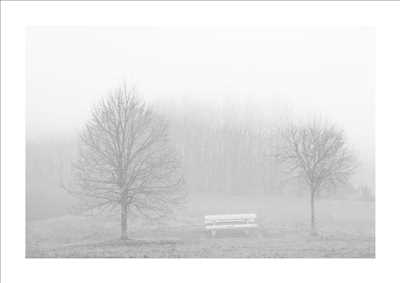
2,1,400,283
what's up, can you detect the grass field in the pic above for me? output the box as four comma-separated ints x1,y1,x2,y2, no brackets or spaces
26,194,375,258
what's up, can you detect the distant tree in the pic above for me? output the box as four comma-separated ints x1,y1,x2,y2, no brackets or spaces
358,185,374,201
277,121,356,233
66,86,185,240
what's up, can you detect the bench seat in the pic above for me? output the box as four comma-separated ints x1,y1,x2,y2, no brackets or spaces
204,213,258,236
205,223,258,230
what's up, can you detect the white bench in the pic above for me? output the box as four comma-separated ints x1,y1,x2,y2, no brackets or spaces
204,213,258,237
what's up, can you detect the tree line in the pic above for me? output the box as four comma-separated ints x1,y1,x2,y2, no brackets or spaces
62,85,356,238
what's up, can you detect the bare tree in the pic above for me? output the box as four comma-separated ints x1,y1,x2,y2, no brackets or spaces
67,85,185,240
277,121,356,233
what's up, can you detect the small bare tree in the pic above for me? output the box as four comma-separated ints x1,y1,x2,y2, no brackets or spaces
67,86,184,240
277,121,356,233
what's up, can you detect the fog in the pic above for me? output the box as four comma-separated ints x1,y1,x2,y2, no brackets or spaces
25,27,375,258
27,27,374,152
26,27,374,259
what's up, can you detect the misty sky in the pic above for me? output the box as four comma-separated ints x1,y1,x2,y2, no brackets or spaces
27,27,374,162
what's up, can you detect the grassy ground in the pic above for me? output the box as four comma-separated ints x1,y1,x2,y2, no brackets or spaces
26,194,375,258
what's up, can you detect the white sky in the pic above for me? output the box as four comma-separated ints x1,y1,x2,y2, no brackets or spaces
27,27,374,162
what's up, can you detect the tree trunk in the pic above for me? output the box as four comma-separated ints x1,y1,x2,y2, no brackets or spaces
310,189,316,234
120,202,128,240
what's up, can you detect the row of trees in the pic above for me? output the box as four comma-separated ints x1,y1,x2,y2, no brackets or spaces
66,86,356,238
171,122,283,194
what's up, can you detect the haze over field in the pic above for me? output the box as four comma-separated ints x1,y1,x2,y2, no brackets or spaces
26,27,375,258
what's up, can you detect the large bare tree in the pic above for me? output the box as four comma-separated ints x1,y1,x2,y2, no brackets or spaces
277,121,356,233
68,86,184,240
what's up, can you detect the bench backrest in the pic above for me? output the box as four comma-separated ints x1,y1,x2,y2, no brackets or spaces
204,214,256,224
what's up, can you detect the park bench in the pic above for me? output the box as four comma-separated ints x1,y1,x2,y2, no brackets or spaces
204,213,258,237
